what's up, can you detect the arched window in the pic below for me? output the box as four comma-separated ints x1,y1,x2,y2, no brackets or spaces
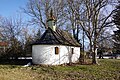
55,47,59,55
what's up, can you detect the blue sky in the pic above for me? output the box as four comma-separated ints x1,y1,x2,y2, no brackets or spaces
0,0,28,17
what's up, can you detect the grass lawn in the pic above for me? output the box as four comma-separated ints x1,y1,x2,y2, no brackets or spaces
0,59,120,80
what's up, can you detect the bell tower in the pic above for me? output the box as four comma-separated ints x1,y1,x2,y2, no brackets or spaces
46,9,56,31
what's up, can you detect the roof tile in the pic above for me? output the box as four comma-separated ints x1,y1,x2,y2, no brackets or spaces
32,28,80,47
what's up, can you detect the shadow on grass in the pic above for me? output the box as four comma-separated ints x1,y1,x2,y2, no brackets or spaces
0,59,32,65
0,58,93,66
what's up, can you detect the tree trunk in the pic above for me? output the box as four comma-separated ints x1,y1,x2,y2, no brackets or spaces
92,48,98,64
89,38,92,58
92,34,98,64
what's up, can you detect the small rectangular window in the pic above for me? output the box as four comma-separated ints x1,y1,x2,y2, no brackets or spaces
71,48,74,54
55,47,59,54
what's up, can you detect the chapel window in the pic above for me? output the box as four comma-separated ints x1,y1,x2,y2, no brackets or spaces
55,47,59,55
71,48,74,54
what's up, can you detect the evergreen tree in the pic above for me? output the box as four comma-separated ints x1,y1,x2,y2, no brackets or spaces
34,29,41,41
113,1,120,54
24,36,33,57
6,38,23,59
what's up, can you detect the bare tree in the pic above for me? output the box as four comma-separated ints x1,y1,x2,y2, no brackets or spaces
23,0,67,29
76,0,115,64
0,16,24,59
65,0,83,42
65,0,116,64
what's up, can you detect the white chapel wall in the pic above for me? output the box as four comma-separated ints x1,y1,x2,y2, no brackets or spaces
32,45,80,65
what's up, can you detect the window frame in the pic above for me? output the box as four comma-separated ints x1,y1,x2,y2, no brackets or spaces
55,47,59,55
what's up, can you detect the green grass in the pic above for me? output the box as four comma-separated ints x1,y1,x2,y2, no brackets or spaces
0,59,120,80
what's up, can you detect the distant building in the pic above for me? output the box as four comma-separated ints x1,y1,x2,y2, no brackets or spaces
0,41,8,53
32,10,81,65
0,33,8,53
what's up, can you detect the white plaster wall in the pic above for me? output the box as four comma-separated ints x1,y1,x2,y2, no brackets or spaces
32,45,80,65
71,47,80,62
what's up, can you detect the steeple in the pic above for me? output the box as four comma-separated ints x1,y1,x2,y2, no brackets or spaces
50,9,53,19
47,9,56,31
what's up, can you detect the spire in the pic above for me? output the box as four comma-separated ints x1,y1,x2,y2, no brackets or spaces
46,9,56,31
50,9,53,18
47,8,56,21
